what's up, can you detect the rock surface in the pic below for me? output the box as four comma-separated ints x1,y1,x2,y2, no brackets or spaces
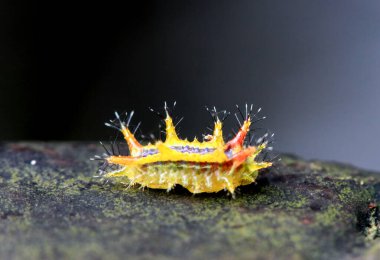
0,142,380,259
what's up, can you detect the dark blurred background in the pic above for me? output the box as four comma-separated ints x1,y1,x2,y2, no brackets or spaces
1,1,379,170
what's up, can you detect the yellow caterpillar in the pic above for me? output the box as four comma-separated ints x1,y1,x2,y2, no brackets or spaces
94,103,273,196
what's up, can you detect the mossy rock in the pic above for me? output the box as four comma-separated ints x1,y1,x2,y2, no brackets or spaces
0,142,380,259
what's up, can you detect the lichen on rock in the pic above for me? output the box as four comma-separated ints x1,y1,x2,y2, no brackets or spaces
0,143,379,259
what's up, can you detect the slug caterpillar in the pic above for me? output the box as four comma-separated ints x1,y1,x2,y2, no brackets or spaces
93,103,273,196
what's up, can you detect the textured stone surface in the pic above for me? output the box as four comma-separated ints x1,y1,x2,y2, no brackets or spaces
0,142,380,259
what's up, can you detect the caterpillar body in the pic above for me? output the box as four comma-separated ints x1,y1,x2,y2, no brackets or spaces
95,103,272,196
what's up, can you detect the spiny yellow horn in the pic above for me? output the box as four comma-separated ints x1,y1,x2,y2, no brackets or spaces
164,115,180,144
